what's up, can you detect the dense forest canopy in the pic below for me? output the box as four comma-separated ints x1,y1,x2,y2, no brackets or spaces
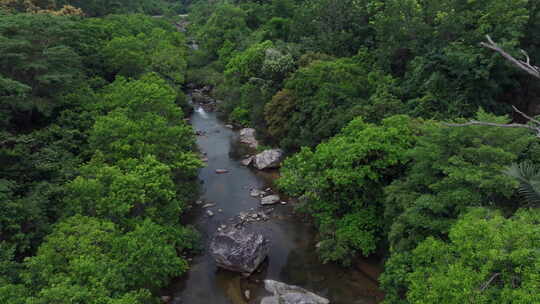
2,0,540,303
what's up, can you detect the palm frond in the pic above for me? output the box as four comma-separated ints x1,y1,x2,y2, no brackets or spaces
503,161,540,205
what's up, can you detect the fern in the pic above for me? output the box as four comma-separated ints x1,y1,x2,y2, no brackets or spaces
503,161,540,205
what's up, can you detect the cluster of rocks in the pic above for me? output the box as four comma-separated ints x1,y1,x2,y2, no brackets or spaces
195,199,222,217
191,86,215,103
236,209,272,224
189,85,221,111
250,188,286,206
239,128,284,170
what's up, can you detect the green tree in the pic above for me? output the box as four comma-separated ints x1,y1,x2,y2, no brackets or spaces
64,155,182,228
22,215,185,303
196,3,250,61
88,109,200,174
381,111,537,302
278,115,416,263
0,14,83,128
273,54,401,150
406,208,540,304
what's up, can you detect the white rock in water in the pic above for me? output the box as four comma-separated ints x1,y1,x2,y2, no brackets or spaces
262,280,330,304
202,203,216,208
253,149,284,170
216,169,229,174
206,210,214,217
250,189,265,197
261,195,280,205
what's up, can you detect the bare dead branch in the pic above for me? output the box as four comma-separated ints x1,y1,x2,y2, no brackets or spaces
512,105,540,125
479,273,500,292
443,121,540,136
480,35,540,79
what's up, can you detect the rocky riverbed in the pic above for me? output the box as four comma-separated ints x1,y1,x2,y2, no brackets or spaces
163,92,384,304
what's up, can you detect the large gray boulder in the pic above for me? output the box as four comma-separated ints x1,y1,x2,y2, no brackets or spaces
253,149,284,170
239,128,259,149
261,280,329,304
210,227,269,275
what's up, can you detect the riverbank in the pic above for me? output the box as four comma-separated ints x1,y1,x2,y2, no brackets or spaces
163,97,384,304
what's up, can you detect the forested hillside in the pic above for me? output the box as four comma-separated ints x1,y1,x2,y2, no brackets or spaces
2,0,540,303
0,3,201,303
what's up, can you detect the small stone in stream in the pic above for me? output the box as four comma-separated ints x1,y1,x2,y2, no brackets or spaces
266,188,271,191
221,225,227,229
261,195,280,205
241,156,253,166
250,189,265,197
251,214,259,219
161,295,171,303
218,208,223,212
206,210,214,217
215,169,229,174
201,157,209,162
244,290,250,300
195,200,203,205
281,201,287,205
202,203,215,208
225,124,233,129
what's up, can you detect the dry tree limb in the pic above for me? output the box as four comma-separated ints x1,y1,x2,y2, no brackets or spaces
480,35,540,79
446,36,540,136
443,121,540,137
478,273,500,292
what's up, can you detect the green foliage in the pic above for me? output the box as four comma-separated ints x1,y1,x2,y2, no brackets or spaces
291,0,374,57
225,40,275,82
381,111,536,302
196,3,250,60
1,0,185,17
385,111,533,253
373,0,531,119
23,215,186,303
230,106,251,127
274,55,402,150
89,109,199,173
279,115,416,263
64,155,183,228
0,14,83,127
406,208,540,304
0,11,197,304
102,26,186,82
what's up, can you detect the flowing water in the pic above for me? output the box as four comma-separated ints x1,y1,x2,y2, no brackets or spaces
166,104,384,304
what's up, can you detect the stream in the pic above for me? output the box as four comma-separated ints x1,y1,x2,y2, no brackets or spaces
166,103,384,304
